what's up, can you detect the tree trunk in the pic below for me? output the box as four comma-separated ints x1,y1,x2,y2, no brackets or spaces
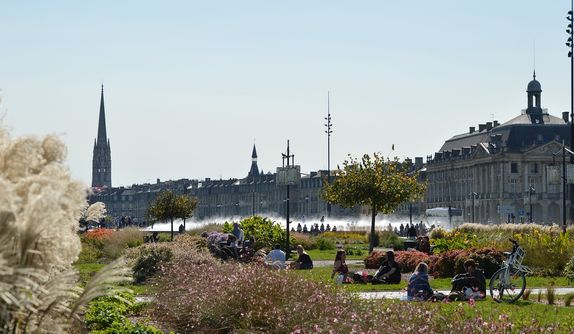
369,204,377,253
170,217,174,241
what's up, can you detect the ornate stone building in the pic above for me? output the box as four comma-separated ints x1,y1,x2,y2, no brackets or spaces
424,73,570,224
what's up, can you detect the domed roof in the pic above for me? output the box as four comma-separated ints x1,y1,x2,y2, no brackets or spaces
527,71,542,92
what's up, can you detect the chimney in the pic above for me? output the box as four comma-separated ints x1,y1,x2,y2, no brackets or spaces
493,120,499,127
478,124,486,132
415,157,423,169
486,122,493,130
469,126,475,134
563,112,569,123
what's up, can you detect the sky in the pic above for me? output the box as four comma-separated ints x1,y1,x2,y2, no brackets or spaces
1,1,573,187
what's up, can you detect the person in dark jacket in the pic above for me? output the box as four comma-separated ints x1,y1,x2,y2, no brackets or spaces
451,259,486,299
292,244,313,270
373,251,401,284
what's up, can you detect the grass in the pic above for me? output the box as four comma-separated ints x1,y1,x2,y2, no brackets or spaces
74,263,106,285
289,266,573,293
306,249,366,261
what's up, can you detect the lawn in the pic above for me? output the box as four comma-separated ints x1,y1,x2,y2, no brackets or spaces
289,266,572,293
306,248,366,260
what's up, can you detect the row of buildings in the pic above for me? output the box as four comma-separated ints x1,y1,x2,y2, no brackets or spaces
90,73,573,225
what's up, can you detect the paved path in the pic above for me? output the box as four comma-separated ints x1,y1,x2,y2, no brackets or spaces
358,287,574,300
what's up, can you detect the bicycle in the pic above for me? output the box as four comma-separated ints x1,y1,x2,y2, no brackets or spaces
489,238,532,303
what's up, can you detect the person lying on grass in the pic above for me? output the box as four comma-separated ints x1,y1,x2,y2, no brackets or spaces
450,259,486,300
372,251,401,284
407,262,434,301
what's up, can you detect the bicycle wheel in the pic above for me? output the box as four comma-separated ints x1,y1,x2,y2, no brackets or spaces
489,267,526,303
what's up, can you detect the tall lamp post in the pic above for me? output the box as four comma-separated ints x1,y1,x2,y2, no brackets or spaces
471,192,478,224
324,92,333,218
567,3,574,225
281,141,295,259
528,186,536,223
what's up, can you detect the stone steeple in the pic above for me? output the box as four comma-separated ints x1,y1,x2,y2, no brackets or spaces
248,144,260,178
91,85,112,188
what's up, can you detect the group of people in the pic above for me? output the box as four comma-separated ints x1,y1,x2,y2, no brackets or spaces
264,244,314,270
293,222,337,234
395,222,429,238
331,250,486,301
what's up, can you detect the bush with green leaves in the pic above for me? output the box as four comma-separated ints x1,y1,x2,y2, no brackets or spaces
564,255,574,284
85,292,162,333
133,246,174,284
344,246,365,256
223,216,286,250
378,231,403,250
316,236,336,250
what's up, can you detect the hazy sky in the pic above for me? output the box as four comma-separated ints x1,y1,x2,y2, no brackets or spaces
1,1,572,187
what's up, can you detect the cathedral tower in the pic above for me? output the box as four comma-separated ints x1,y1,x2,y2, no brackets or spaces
91,85,112,188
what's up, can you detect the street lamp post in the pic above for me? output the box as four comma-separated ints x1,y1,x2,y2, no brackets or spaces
567,3,574,226
528,186,535,223
281,140,295,259
471,192,478,224
324,92,333,218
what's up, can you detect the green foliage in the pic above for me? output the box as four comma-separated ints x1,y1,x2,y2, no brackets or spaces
85,292,162,334
223,216,286,250
344,246,364,256
77,240,104,264
564,255,574,284
85,293,134,330
323,153,426,252
378,231,403,250
321,231,368,244
133,246,174,284
146,191,198,240
291,232,317,250
316,237,336,250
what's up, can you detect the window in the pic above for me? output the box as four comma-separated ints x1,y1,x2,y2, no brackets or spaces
511,163,518,174
529,163,538,174
510,179,518,194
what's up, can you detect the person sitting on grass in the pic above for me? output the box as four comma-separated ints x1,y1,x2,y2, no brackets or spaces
450,259,486,300
407,262,433,301
265,244,286,269
331,250,350,283
372,251,401,284
292,244,313,270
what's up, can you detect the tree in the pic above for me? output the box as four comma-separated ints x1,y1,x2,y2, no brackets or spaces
323,153,426,253
146,191,197,241
177,195,198,231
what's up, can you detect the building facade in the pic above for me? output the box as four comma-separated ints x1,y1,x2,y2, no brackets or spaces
90,143,357,222
424,73,571,224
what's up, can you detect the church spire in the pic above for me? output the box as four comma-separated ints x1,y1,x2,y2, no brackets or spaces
97,85,108,146
248,144,260,178
92,85,112,188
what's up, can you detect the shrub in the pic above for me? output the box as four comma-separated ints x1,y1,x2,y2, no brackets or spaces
429,227,448,239
150,247,560,334
364,251,385,269
322,231,368,244
344,246,364,256
429,247,504,278
77,241,104,264
86,228,115,241
395,251,431,273
103,227,144,259
564,293,574,307
133,246,174,283
85,292,162,333
378,231,403,250
223,216,285,250
291,232,317,250
564,255,574,284
316,236,336,250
